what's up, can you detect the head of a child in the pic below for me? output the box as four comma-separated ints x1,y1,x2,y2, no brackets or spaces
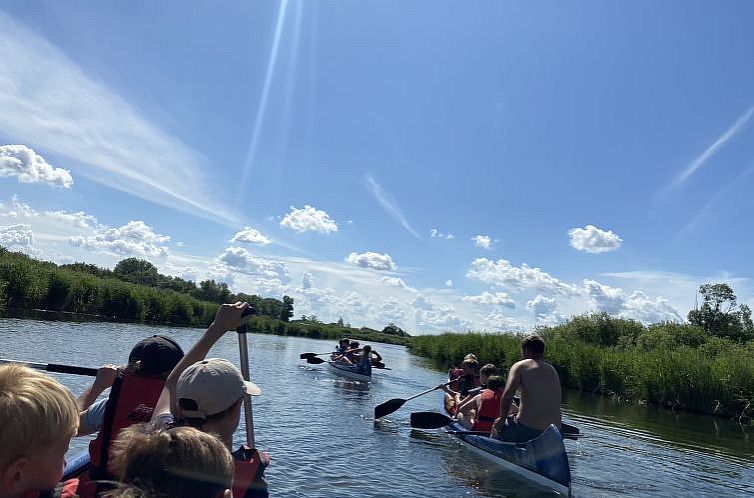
349,341,360,350
479,364,498,384
108,424,234,498
461,358,479,376
486,375,506,392
126,335,184,379
176,359,260,447
0,364,78,498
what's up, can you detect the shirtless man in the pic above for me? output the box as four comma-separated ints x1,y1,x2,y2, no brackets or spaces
490,335,561,443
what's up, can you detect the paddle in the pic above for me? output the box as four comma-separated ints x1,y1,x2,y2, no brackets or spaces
305,356,326,365
237,306,257,448
0,359,97,376
410,411,581,439
374,380,455,419
299,351,333,359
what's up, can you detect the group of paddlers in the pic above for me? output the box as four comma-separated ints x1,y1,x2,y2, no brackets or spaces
330,338,383,375
0,302,266,498
442,335,563,443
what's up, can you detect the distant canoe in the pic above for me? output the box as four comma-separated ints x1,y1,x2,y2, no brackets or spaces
328,361,371,382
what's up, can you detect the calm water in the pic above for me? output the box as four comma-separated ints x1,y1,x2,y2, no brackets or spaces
1,318,752,497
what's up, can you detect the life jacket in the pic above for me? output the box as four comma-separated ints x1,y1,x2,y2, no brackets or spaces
472,389,502,432
76,374,166,498
232,445,270,498
456,374,481,397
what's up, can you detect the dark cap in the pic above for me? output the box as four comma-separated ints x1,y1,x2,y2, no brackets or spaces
128,335,184,376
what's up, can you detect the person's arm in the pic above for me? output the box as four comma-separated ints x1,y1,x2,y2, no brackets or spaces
153,302,251,417
371,350,382,362
439,384,459,396
455,393,480,415
76,365,119,411
491,362,522,436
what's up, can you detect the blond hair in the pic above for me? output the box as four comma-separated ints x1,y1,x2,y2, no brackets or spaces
107,424,234,498
0,364,78,470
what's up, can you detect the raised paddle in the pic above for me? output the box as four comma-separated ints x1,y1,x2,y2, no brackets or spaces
374,380,455,419
237,306,257,448
0,359,97,376
410,411,581,439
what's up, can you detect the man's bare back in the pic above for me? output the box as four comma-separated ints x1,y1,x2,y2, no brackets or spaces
513,358,561,430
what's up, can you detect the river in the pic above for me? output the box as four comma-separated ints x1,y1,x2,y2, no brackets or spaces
1,318,752,497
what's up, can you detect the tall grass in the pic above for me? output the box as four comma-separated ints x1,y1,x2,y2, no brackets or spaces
409,315,754,420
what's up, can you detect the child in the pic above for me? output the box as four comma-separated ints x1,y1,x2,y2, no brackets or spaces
0,364,78,498
454,375,508,433
441,357,480,409
106,424,234,498
454,364,499,420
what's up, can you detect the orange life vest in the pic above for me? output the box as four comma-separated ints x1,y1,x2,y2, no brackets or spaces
232,446,270,498
76,374,166,498
472,389,502,432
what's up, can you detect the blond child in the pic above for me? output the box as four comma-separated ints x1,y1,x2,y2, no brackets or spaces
0,364,78,498
106,424,234,498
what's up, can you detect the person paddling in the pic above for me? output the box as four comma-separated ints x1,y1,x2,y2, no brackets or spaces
454,375,507,432
152,302,268,498
491,335,562,443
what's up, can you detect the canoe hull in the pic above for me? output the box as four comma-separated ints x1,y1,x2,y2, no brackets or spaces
442,398,571,496
328,361,371,382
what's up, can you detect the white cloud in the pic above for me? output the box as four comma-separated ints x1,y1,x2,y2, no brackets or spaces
381,297,407,321
411,295,434,310
568,225,622,253
0,145,73,188
382,276,408,289
430,228,454,239
366,175,419,238
45,210,97,229
0,195,39,219
463,291,516,308
472,234,493,249
68,220,170,257
467,258,581,296
280,205,338,234
231,227,271,245
346,251,396,271
445,279,454,287
301,271,313,290
217,246,289,283
526,295,557,317
481,310,525,332
416,305,465,331
0,14,240,225
583,279,682,323
0,224,34,250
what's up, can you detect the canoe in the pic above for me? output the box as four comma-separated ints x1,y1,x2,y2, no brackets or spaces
62,450,90,481
328,360,371,382
441,397,571,496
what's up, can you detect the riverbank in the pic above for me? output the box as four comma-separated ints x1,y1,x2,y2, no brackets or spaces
408,313,754,421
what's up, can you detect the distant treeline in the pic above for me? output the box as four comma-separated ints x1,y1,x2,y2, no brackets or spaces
410,307,754,420
247,315,412,347
0,248,293,327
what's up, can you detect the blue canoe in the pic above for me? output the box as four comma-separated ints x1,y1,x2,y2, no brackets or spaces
441,397,572,496
328,360,371,382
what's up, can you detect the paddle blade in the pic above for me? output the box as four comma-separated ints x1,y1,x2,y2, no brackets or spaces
374,398,406,419
372,360,386,369
561,422,579,435
306,356,326,364
410,411,453,429
299,352,317,359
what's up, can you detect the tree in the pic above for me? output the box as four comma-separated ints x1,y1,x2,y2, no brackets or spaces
382,322,408,336
337,317,344,327
280,295,294,322
113,258,159,286
688,283,754,341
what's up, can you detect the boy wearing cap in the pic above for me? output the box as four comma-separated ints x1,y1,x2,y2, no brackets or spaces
73,336,184,498
153,302,268,498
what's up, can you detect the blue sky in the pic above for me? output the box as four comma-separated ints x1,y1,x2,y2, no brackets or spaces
1,1,753,334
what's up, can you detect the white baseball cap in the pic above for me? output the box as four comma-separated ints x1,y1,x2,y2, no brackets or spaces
176,358,261,419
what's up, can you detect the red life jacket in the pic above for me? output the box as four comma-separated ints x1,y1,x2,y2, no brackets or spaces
472,389,502,432
231,446,270,498
76,374,166,498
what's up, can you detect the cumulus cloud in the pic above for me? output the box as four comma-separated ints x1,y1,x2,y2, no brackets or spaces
280,205,338,234
381,297,407,320
472,234,493,249
481,310,525,332
68,220,170,257
583,279,682,323
382,276,408,289
217,246,289,283
0,195,39,219
430,228,454,239
467,258,581,296
45,210,97,229
526,295,558,317
445,279,454,287
411,295,434,310
346,251,396,271
568,225,622,253
0,145,73,188
231,227,271,245
462,291,516,308
416,305,464,331
301,271,313,290
0,224,34,250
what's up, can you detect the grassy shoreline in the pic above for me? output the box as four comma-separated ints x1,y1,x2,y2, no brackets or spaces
408,315,754,421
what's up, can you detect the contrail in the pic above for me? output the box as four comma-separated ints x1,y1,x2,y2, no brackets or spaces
366,175,420,238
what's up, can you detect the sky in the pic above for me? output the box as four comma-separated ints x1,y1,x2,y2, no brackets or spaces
1,1,753,335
